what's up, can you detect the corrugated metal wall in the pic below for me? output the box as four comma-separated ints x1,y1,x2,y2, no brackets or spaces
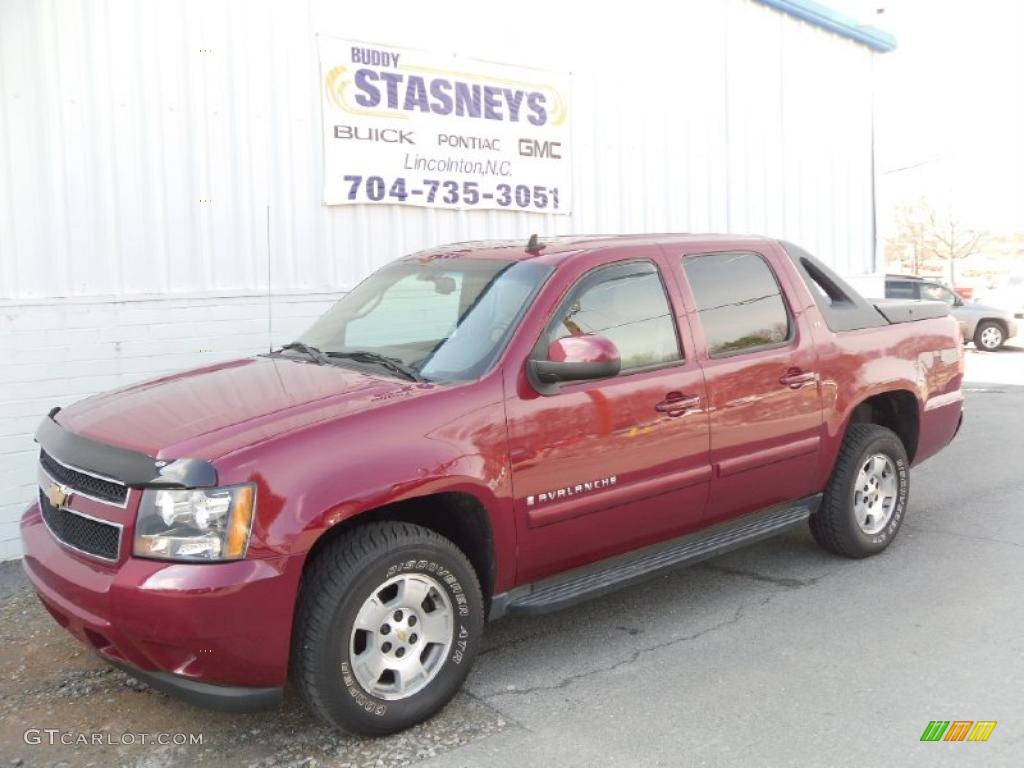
0,0,878,557
2,0,876,299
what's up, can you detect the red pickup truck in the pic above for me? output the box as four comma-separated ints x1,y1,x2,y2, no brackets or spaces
21,234,964,735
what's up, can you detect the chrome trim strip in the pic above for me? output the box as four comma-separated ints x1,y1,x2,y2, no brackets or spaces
41,449,130,509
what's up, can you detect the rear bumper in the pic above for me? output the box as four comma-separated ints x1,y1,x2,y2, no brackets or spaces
21,502,301,706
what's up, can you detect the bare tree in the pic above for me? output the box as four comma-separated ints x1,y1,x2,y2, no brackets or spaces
926,209,984,287
888,202,928,274
885,200,986,286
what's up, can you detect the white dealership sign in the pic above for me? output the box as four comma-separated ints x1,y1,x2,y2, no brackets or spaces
319,37,571,213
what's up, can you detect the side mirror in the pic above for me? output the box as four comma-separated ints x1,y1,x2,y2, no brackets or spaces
528,335,621,395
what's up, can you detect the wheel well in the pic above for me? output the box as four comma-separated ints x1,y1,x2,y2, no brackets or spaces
848,390,919,462
978,317,1008,336
303,491,496,605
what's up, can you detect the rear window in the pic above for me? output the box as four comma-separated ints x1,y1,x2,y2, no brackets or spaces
887,280,917,299
682,251,791,357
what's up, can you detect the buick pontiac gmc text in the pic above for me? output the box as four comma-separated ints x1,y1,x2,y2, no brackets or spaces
21,235,964,734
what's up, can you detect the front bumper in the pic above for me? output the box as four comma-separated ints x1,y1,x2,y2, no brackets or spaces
21,503,301,712
106,660,282,713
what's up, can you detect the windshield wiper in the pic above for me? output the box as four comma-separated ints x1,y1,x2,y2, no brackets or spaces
324,351,422,382
274,343,422,381
274,341,329,365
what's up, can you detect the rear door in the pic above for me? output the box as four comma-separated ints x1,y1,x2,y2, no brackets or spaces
666,246,824,524
505,253,711,583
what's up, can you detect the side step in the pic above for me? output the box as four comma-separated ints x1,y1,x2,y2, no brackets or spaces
491,494,820,620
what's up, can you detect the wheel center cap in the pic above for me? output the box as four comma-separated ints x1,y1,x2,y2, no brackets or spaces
397,628,407,642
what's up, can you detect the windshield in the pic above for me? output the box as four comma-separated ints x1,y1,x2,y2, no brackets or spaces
296,258,552,381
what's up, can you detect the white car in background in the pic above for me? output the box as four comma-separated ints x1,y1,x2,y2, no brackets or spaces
980,275,1024,321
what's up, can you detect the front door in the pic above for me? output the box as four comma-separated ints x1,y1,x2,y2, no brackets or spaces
670,247,824,524
505,257,711,584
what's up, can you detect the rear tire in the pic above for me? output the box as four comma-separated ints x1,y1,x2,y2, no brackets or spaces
810,424,909,558
974,320,1005,351
293,522,483,735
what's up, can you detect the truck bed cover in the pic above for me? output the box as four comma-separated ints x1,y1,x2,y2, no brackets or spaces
872,299,950,324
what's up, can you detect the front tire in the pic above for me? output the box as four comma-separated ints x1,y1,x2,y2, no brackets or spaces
974,320,1005,351
810,424,909,558
293,522,483,735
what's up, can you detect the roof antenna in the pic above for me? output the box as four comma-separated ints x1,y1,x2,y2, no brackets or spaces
266,203,273,352
526,233,545,253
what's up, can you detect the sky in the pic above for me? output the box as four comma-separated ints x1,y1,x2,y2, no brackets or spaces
866,0,1024,234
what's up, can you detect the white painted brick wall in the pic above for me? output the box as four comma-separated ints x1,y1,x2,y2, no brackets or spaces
0,290,340,559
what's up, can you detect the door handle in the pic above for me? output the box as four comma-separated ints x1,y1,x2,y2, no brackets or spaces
655,393,701,416
779,369,817,389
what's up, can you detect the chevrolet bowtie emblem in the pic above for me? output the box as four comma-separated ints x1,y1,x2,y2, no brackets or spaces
44,481,72,511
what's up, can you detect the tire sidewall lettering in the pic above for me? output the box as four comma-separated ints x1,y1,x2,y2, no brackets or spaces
453,624,470,665
385,559,471,618
339,661,388,715
868,451,908,545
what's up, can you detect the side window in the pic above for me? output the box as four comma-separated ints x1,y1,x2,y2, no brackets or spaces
546,261,682,372
682,251,791,358
921,283,957,306
887,280,917,299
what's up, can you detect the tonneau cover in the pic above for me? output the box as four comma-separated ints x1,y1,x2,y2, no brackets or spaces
872,299,950,324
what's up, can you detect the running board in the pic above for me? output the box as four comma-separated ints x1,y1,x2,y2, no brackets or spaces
490,494,821,620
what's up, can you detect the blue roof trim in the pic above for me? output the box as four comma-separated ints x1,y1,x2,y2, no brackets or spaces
754,0,897,52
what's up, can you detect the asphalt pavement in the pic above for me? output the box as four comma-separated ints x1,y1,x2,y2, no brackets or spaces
1,347,1021,767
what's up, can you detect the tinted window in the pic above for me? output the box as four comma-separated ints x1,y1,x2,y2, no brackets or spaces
547,262,681,372
887,280,917,299
683,251,791,357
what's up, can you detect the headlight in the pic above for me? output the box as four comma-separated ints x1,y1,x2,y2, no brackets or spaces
134,484,256,561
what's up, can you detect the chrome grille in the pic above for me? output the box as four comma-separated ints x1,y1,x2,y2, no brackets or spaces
38,488,122,561
40,450,127,505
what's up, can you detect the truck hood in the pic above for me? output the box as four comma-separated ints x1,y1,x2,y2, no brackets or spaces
54,356,441,460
